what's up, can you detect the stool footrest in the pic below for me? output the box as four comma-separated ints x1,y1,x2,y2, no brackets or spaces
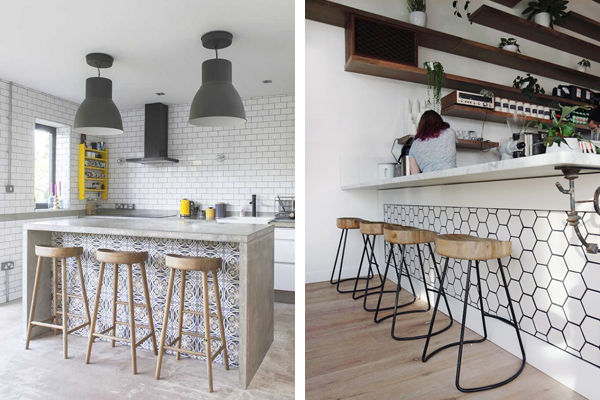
99,325,115,335
162,345,206,358
210,345,224,362
135,333,153,347
93,332,131,343
181,329,222,341
56,310,88,319
182,309,219,318
30,321,62,330
168,337,181,347
56,293,84,299
115,301,147,308
67,321,90,335
114,320,152,330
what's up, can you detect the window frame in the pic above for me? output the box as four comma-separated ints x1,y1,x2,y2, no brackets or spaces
34,123,57,210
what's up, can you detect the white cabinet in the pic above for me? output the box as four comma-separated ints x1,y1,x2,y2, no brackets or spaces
274,227,295,291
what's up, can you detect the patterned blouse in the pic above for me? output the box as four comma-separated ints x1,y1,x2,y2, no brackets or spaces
408,128,457,173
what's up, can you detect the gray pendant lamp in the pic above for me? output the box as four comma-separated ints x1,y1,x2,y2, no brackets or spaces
73,53,123,136
188,31,246,127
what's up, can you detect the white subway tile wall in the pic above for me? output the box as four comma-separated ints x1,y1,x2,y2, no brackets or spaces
0,80,294,304
104,95,295,213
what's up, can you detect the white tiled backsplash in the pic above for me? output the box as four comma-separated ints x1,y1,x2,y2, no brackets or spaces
0,77,294,303
104,95,295,213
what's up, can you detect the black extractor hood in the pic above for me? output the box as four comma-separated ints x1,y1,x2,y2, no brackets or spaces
126,103,179,164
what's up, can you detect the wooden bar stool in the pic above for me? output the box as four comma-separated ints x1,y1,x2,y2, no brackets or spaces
422,234,526,393
376,224,453,341
86,249,158,374
25,245,91,358
330,217,374,294
353,221,395,310
156,254,229,393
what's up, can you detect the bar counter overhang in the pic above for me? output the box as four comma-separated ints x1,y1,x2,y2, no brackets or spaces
22,218,275,389
343,152,600,398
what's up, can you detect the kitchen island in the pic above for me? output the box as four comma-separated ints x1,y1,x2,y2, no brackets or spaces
22,218,274,389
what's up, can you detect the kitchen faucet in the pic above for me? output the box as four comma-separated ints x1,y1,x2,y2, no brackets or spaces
249,194,257,217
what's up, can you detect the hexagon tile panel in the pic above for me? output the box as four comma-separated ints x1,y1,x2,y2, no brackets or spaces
384,204,600,369
51,232,240,367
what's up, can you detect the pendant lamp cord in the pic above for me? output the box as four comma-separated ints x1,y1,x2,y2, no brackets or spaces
215,47,219,59
96,62,101,77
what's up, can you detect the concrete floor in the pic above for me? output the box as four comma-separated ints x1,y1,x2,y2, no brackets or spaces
0,299,295,399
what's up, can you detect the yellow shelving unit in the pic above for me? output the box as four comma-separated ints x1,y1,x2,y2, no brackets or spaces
79,144,108,200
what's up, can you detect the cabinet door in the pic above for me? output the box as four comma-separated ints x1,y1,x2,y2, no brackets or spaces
275,262,295,291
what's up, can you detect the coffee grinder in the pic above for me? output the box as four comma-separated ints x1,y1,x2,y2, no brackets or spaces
498,115,526,160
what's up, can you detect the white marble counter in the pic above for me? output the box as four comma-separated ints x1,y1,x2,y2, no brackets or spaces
343,153,600,190
24,217,273,243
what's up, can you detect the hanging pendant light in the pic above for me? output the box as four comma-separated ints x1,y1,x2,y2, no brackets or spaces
188,31,246,127
73,53,123,136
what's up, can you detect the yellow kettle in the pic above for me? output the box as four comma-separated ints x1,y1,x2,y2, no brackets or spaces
180,199,194,218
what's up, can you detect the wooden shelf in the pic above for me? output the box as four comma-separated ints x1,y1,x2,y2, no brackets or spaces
490,0,522,8
345,54,591,109
440,104,591,132
84,147,107,155
85,178,107,181
555,11,600,43
397,134,499,150
84,166,107,171
85,156,107,161
306,0,600,90
470,5,600,63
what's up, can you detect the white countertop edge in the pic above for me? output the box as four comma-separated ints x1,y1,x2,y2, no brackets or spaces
342,153,600,190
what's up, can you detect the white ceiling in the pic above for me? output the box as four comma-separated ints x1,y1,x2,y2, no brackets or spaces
0,0,295,110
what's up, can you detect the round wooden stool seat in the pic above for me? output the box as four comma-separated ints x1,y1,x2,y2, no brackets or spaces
359,221,385,235
96,249,149,264
35,245,83,258
435,234,511,260
384,225,436,245
165,254,222,271
336,217,363,229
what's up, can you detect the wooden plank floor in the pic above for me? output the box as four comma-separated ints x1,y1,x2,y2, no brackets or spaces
306,280,585,400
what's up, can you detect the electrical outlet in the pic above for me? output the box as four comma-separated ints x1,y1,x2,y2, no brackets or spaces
1,262,14,271
5,185,14,193
127,204,135,210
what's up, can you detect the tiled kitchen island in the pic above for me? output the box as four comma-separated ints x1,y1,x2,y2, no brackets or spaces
22,218,274,389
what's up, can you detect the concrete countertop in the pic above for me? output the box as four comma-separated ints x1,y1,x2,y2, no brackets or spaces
24,217,274,243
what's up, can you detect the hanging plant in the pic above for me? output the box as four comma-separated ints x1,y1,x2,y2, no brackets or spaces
452,1,472,24
424,61,445,111
498,38,521,53
407,0,426,12
512,73,545,99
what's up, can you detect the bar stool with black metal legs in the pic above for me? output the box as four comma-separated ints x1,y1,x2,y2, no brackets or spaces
422,234,526,393
352,221,398,311
375,224,454,341
330,217,373,294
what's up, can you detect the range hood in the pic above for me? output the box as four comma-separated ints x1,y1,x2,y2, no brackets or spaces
126,103,179,164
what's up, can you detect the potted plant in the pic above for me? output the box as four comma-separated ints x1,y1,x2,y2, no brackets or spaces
424,61,444,111
407,0,427,27
513,73,545,99
577,59,591,73
452,1,473,24
498,38,521,53
522,0,569,29
526,105,597,153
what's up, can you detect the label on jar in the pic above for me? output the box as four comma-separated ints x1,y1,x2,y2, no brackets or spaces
525,106,531,112
531,109,537,115
510,104,516,110
576,88,582,98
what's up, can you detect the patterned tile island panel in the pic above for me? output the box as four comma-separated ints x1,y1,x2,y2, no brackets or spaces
383,204,600,370
51,232,240,367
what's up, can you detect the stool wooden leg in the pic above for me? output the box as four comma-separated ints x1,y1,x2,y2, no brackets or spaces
112,264,118,347
86,262,106,364
212,270,229,370
61,258,69,359
140,261,158,355
25,256,44,350
156,268,176,380
52,257,58,336
76,256,92,327
126,264,137,374
202,271,214,393
176,270,186,360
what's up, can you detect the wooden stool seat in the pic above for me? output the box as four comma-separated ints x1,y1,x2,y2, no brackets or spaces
96,249,149,264
435,234,511,260
384,225,437,245
336,217,363,229
165,254,221,271
359,221,385,235
26,245,91,359
86,250,157,375
35,245,83,258
156,255,229,393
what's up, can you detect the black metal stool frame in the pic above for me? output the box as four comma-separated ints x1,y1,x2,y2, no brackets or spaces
422,258,527,393
351,233,389,301
382,242,454,340
330,228,374,294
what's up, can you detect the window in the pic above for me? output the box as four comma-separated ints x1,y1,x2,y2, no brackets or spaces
34,124,56,209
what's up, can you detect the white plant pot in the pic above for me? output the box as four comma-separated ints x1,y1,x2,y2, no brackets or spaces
534,12,551,27
409,11,427,27
577,64,587,73
545,137,580,154
503,44,519,53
